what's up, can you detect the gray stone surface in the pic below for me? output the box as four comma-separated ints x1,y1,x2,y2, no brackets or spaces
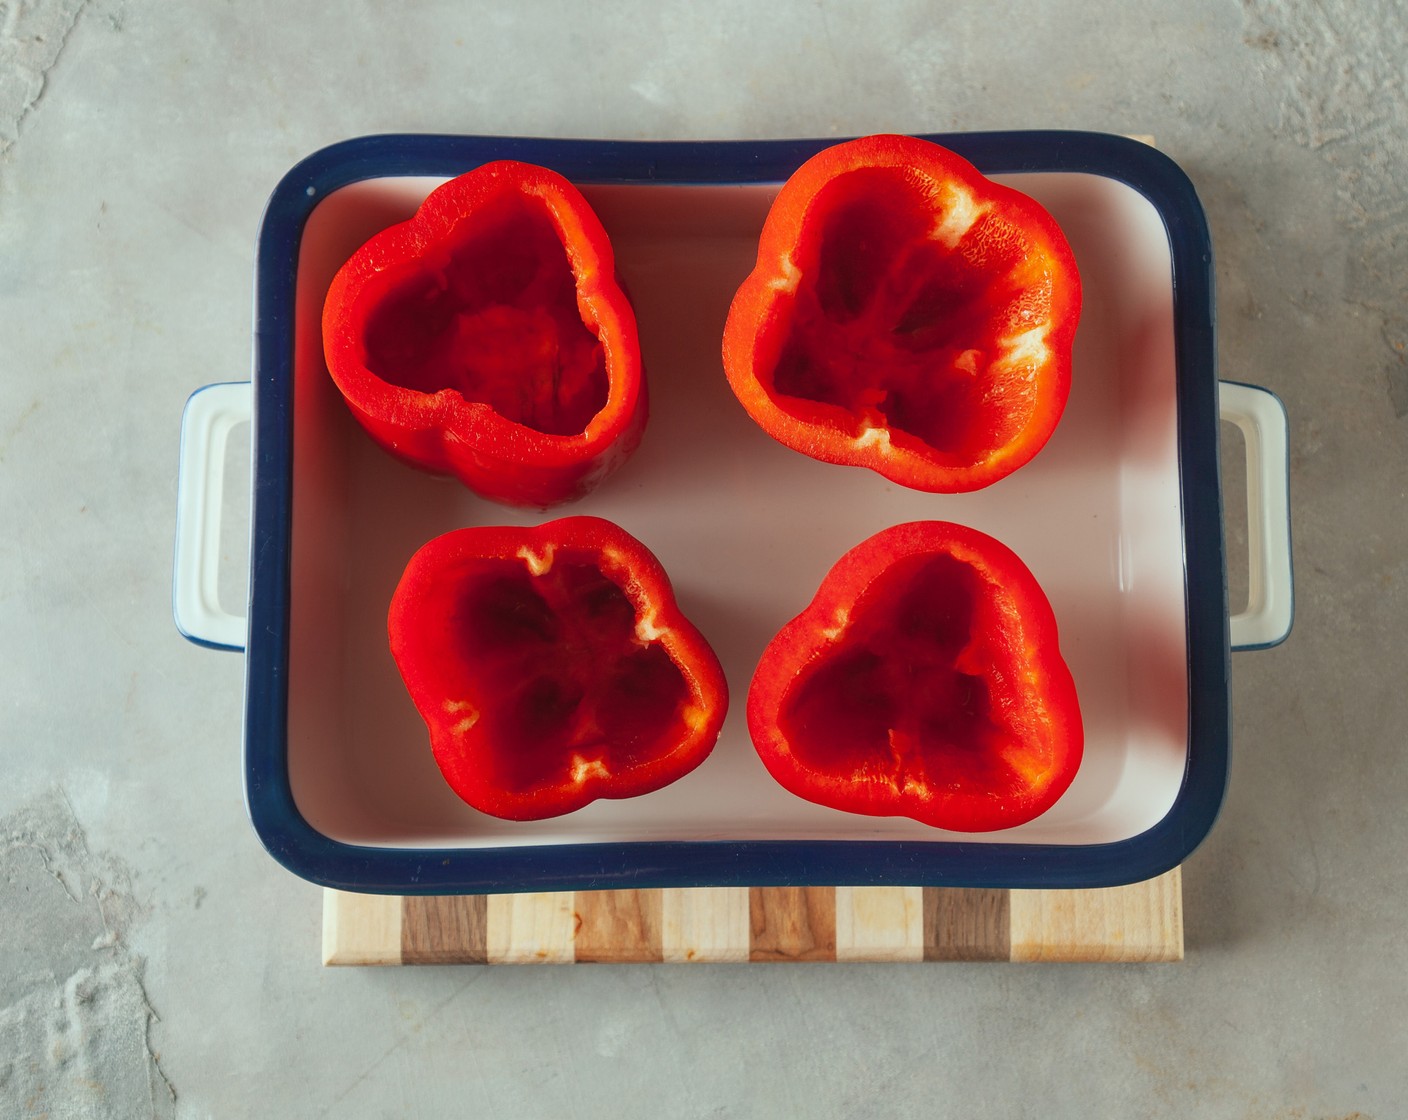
1,1,1404,1116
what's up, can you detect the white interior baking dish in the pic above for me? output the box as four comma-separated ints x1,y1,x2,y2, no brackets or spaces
174,132,1293,892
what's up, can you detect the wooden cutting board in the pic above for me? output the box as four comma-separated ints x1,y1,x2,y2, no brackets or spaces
322,867,1181,964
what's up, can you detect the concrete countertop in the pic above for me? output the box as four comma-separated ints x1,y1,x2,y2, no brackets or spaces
2,1,1403,1116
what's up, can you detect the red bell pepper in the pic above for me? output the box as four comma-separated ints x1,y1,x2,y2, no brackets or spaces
322,161,645,508
388,516,728,820
723,134,1081,493
748,521,1082,832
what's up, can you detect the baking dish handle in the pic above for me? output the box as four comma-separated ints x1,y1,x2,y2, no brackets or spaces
173,381,251,651
170,379,1290,653
1219,381,1294,651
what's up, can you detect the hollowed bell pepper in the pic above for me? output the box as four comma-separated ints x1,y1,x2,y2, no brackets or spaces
388,516,728,820
723,134,1081,493
748,521,1082,832
323,161,645,509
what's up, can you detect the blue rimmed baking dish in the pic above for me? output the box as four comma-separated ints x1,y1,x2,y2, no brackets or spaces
173,132,1293,893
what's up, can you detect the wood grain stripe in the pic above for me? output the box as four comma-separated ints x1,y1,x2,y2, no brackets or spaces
749,886,836,961
923,887,1011,961
661,887,750,962
401,895,488,964
486,891,576,963
1009,867,1183,962
322,889,402,966
573,889,664,962
835,886,924,961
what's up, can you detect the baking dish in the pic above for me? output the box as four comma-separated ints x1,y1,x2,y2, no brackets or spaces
174,132,1293,893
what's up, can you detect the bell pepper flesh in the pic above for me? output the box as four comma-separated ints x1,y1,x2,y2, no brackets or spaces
361,192,608,437
389,517,728,821
323,161,645,509
748,521,1082,832
724,134,1081,492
